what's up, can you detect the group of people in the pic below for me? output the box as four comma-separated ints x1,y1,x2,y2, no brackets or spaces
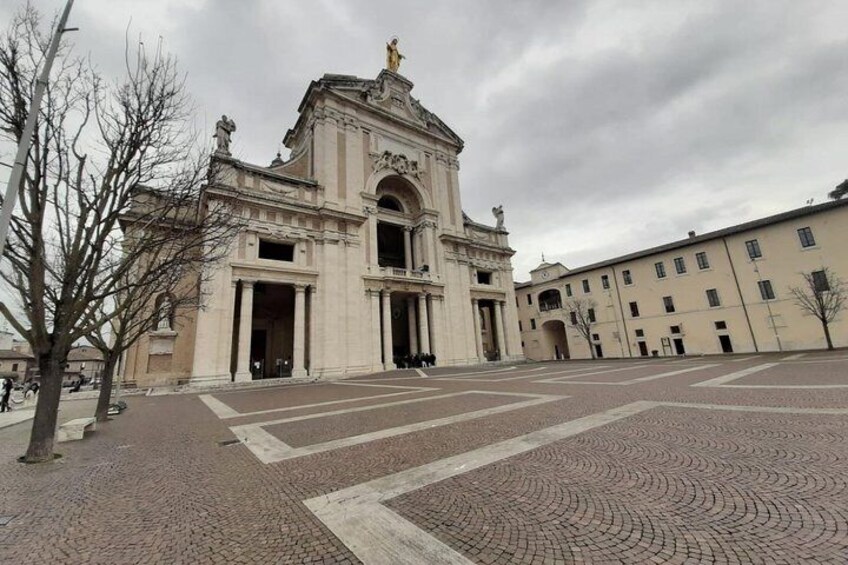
393,353,436,369
0,378,39,413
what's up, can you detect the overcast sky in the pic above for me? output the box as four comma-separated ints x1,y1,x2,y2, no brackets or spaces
4,0,848,281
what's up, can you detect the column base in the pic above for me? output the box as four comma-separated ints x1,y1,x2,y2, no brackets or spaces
234,372,253,383
291,368,308,378
383,362,396,371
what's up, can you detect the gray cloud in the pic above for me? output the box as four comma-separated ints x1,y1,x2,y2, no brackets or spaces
4,0,847,281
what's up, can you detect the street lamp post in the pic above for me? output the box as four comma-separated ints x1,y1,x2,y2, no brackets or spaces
0,0,76,260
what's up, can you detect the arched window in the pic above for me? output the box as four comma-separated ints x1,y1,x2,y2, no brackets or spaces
154,294,174,331
538,289,562,312
377,195,403,212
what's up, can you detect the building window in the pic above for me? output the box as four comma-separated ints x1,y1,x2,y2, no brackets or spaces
539,289,562,312
706,289,721,308
588,308,596,323
515,296,518,307
798,227,816,248
812,270,830,292
695,251,710,270
655,262,666,279
582,279,590,293
569,311,577,325
518,320,523,332
601,275,610,289
258,240,295,262
663,296,675,313
745,239,762,260
530,318,536,330
527,294,532,305
477,271,492,285
565,283,572,297
635,329,645,337
673,257,687,274
12,363,18,372
591,333,600,341
622,270,633,285
670,325,681,335
521,341,525,348
629,301,640,317
758,280,775,300
715,321,727,330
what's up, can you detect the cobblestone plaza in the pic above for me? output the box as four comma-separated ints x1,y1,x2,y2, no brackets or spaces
1,352,847,563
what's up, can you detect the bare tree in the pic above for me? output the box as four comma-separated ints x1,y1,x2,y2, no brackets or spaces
789,267,846,350
0,7,234,462
88,182,240,423
565,297,598,359
829,179,848,201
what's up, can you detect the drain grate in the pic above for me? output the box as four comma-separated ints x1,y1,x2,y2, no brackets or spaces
218,438,241,447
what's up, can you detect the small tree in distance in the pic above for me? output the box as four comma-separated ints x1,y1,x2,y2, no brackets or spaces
829,179,848,201
788,267,846,350
565,297,598,359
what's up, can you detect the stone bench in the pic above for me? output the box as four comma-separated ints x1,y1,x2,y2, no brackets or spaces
57,417,97,442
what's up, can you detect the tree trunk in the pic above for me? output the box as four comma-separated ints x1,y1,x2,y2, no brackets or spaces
822,319,834,350
586,337,596,359
94,352,119,423
24,355,65,463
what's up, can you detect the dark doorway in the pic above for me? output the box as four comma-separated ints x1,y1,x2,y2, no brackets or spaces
377,223,406,268
719,335,733,353
554,345,560,359
638,341,649,357
594,344,604,358
673,338,686,355
250,329,267,379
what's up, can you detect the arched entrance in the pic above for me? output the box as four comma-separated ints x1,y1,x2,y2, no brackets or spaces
541,320,569,360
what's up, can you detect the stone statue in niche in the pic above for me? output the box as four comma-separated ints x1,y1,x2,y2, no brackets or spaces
386,37,405,73
214,115,237,155
156,295,173,331
492,205,505,230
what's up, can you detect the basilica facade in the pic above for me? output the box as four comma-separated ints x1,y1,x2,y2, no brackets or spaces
122,70,523,386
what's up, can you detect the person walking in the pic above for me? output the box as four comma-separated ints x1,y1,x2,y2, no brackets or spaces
1,377,12,412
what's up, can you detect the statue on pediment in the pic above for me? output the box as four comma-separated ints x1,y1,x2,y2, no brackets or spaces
214,115,237,155
386,37,405,73
492,205,505,230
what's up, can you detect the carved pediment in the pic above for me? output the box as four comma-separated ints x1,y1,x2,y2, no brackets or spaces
310,71,464,149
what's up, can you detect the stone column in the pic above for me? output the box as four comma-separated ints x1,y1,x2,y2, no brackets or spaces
308,286,319,376
381,290,394,370
234,280,255,382
403,226,413,272
430,295,444,361
424,223,436,272
370,291,383,370
494,300,507,360
367,209,379,267
407,297,418,354
471,298,485,363
418,293,431,354
292,285,307,377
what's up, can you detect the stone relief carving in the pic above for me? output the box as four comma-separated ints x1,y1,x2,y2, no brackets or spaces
373,150,423,179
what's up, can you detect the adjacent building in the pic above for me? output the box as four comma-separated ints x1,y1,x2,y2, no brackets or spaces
122,69,523,387
517,199,848,359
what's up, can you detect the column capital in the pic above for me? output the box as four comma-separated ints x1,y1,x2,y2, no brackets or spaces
241,279,256,289
294,283,308,293
403,225,414,232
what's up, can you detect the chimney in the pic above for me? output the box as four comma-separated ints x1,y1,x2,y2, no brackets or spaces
688,230,696,238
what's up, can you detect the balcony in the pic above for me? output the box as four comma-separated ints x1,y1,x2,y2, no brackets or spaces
367,265,436,282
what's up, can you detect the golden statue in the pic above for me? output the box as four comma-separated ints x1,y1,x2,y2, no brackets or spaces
386,37,405,73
